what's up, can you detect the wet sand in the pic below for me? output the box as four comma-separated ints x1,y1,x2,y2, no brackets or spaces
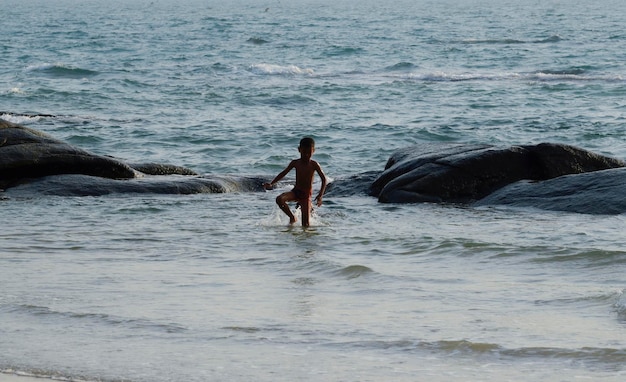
1,373,69,382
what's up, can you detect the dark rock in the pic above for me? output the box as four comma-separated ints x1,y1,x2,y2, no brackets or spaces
474,167,626,215
0,119,269,195
2,174,269,197
129,162,198,176
373,143,625,204
325,170,381,197
4,119,625,211
0,119,136,190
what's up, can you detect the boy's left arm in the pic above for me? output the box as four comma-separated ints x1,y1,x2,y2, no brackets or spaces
314,162,328,207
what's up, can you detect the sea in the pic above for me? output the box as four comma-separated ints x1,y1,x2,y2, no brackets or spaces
2,0,626,381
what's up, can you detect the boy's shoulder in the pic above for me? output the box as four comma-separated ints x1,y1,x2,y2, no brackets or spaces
294,158,320,166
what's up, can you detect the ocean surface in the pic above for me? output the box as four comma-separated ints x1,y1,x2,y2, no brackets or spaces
2,0,626,380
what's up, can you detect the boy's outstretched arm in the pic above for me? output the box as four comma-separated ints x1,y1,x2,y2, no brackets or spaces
263,160,295,190
314,163,327,207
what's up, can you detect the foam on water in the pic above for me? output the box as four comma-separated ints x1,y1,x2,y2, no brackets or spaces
248,63,314,76
0,113,44,124
258,202,327,228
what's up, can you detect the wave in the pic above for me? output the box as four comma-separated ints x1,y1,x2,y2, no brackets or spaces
331,338,626,365
535,68,588,76
0,112,100,128
535,35,564,43
534,290,625,322
406,71,507,82
238,62,620,84
249,94,318,107
247,37,270,45
384,62,418,72
530,249,626,266
26,63,99,78
385,69,624,83
461,38,526,45
455,35,563,45
614,290,626,322
247,63,314,76
333,264,375,279
5,303,187,334
0,112,54,124
324,45,365,57
4,87,25,95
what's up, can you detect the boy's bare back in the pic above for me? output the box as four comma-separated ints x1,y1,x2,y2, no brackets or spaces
290,158,323,192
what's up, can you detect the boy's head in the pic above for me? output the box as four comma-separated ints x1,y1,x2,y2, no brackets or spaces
298,137,315,159
299,137,315,149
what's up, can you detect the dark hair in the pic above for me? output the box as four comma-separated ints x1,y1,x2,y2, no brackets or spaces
299,137,315,148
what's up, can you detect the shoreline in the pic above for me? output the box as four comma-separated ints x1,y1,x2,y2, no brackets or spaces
0,372,76,382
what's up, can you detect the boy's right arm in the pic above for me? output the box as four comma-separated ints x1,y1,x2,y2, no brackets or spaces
264,161,295,190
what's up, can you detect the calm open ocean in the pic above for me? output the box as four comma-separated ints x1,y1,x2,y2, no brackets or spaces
2,0,626,381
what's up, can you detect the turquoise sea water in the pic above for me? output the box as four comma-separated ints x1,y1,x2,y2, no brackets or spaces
2,0,626,381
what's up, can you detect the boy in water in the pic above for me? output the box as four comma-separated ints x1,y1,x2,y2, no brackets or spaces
263,137,327,227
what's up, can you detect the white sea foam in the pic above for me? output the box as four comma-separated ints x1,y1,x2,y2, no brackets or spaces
25,63,57,72
615,289,626,316
0,113,42,124
258,198,325,228
7,87,25,94
248,63,314,76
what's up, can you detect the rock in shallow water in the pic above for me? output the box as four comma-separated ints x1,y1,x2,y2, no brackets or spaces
372,143,625,204
0,119,267,195
473,167,626,215
0,119,136,189
3,119,625,214
2,174,268,197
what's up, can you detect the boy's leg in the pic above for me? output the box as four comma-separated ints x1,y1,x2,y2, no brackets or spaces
276,192,297,224
300,198,312,227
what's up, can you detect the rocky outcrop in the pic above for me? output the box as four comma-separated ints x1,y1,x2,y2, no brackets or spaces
0,119,136,189
473,167,626,214
0,119,267,195
371,143,625,204
3,173,268,197
4,119,626,214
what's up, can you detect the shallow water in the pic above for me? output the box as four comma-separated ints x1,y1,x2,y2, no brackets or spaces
2,194,626,381
2,0,626,380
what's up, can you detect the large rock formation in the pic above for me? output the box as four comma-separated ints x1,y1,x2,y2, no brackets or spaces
473,167,626,214
3,173,269,197
0,119,136,189
4,119,626,214
0,119,267,195
371,143,625,204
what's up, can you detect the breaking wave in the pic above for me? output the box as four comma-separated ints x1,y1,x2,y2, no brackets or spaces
247,63,314,76
331,338,626,366
4,303,187,334
384,69,624,83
